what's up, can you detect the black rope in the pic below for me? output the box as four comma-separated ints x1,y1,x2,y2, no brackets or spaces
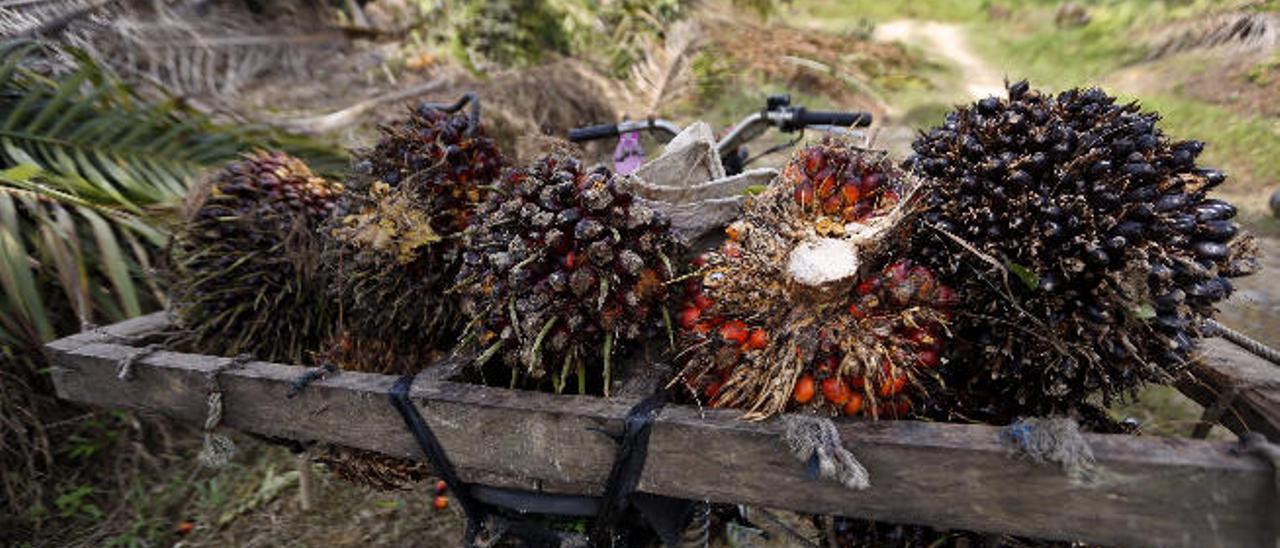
287,362,337,398
591,393,667,545
388,374,487,543
387,374,687,547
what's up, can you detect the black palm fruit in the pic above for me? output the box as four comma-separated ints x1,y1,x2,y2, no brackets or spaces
457,152,684,395
905,81,1260,420
327,105,505,374
170,151,343,364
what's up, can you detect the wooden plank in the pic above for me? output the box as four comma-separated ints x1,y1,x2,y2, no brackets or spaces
1181,337,1280,440
47,334,1277,548
43,311,171,355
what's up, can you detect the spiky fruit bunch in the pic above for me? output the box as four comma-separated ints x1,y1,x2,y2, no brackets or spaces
906,81,1260,419
676,138,956,419
328,106,505,374
171,151,343,364
361,105,504,230
457,152,683,394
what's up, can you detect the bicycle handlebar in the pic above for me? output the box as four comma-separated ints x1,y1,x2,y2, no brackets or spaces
568,119,682,143
791,109,873,129
568,124,620,142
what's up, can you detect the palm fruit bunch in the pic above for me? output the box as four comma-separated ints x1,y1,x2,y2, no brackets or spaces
676,137,957,419
456,152,683,395
327,105,504,374
170,151,343,364
905,81,1260,420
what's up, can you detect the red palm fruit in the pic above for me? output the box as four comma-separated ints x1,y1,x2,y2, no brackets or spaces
795,181,815,206
817,174,838,199
917,349,940,368
856,277,879,296
679,307,701,330
693,293,714,311
793,374,816,404
822,377,853,406
841,183,861,205
705,381,722,400
822,194,843,215
861,172,883,193
843,393,865,416
896,398,911,417
936,285,958,307
805,149,825,175
719,320,749,343
746,329,768,350
879,376,907,398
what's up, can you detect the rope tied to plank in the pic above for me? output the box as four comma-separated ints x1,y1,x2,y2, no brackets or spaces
198,353,252,468
1001,416,1095,479
115,343,163,381
388,374,687,547
388,374,487,543
287,362,338,398
780,414,870,491
590,392,668,545
1205,319,1280,366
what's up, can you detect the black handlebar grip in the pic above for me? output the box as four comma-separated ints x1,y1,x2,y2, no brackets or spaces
568,124,622,142
796,110,873,128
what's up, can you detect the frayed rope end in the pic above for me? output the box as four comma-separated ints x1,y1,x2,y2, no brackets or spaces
781,414,870,491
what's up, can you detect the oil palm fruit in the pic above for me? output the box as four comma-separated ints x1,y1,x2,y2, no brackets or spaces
457,152,683,395
676,138,956,419
905,81,1260,420
327,105,505,374
170,151,343,364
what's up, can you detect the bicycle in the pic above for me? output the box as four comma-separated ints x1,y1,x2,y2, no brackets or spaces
568,94,873,176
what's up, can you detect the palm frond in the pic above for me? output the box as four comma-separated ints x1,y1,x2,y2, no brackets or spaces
0,40,346,350
627,19,701,116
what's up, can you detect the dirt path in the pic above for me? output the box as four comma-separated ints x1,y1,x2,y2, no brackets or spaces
875,20,1005,99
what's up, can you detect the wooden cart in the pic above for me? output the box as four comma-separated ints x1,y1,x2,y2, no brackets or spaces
45,312,1280,547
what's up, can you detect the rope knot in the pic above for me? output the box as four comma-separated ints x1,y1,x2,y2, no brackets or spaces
115,343,163,381
197,353,251,468
780,414,869,491
1001,416,1094,479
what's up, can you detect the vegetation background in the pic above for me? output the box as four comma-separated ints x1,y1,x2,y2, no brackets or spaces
1,0,1277,545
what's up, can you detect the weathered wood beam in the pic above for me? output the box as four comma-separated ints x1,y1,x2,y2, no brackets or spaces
1181,336,1280,440
46,321,1277,548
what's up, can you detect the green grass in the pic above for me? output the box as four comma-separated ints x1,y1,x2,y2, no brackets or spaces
1140,93,1280,192
785,0,988,25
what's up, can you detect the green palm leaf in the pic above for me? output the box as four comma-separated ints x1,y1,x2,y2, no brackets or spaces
0,40,347,351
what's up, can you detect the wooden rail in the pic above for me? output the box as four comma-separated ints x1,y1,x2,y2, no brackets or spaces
47,313,1279,548
1180,337,1280,440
